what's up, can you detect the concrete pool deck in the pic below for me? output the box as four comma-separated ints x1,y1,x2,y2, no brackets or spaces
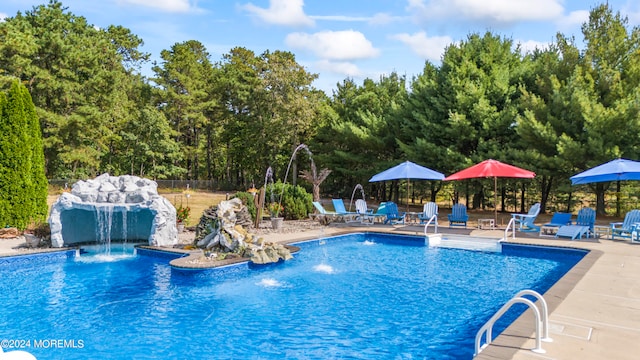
0,223,638,359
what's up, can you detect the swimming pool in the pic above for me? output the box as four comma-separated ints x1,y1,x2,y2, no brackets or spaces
0,232,586,359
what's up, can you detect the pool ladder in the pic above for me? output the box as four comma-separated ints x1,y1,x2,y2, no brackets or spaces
422,215,438,235
474,289,552,356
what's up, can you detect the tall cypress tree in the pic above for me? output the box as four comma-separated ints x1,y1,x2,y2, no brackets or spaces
22,84,48,222
0,80,47,229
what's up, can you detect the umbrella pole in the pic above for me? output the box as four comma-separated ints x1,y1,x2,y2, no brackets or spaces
494,177,498,225
407,178,410,212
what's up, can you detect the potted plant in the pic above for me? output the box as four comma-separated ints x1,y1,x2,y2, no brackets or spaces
268,202,284,230
176,204,191,232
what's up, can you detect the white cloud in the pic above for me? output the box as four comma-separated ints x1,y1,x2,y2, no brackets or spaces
0,12,7,22
310,15,369,22
391,31,452,62
315,59,362,76
556,10,589,30
285,30,380,61
369,13,404,25
117,0,193,13
516,40,551,54
242,0,314,27
408,0,564,23
309,12,403,25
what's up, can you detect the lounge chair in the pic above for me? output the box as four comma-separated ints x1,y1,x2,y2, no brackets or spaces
448,203,468,228
539,212,572,236
383,202,406,225
554,207,596,240
331,198,358,222
311,201,338,223
418,202,438,225
610,209,640,240
511,203,541,232
555,225,590,240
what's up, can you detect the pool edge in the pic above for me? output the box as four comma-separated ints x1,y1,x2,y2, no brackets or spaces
473,244,602,359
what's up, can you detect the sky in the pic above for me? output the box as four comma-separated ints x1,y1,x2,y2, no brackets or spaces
2,0,640,95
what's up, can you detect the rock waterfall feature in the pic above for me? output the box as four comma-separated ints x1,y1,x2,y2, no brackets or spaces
48,174,177,248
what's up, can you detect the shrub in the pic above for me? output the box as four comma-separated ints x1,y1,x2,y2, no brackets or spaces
267,182,313,220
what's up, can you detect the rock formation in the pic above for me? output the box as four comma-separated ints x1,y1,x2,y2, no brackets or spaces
195,198,292,264
48,173,177,248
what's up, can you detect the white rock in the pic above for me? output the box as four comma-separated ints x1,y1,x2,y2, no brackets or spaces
48,173,178,248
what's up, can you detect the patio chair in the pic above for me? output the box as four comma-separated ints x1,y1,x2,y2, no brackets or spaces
418,202,438,225
448,203,468,228
610,209,640,240
575,207,596,236
383,201,406,225
331,198,358,222
354,199,385,224
511,203,541,232
539,212,572,236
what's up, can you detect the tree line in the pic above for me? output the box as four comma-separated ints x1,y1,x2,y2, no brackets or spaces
1,1,639,215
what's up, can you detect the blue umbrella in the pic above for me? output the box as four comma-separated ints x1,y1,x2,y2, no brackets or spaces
369,161,445,182
570,158,640,185
369,161,444,211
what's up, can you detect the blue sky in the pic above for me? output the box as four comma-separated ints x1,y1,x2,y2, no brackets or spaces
2,0,639,95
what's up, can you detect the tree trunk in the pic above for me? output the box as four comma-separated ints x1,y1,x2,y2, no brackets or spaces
595,183,607,215
539,176,553,214
615,180,621,217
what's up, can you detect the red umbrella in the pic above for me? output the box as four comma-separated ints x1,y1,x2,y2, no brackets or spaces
444,159,536,223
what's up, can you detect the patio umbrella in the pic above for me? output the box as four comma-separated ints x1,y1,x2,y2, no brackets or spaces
443,159,536,223
570,158,640,185
369,161,445,211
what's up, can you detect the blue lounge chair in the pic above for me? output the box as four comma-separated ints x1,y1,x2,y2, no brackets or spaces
555,225,590,240
611,209,640,240
312,201,334,215
540,212,572,235
311,201,336,222
511,203,541,232
555,207,596,240
448,203,468,228
383,202,406,225
418,202,438,225
331,198,358,222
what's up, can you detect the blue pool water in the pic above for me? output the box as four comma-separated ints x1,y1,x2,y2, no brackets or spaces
0,233,586,359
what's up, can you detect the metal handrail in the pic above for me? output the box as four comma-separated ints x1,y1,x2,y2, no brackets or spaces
505,217,516,240
423,215,438,236
474,289,552,356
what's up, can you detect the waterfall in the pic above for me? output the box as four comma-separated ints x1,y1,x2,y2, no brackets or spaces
95,205,114,256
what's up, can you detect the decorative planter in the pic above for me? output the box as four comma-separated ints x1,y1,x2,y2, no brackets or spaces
271,217,284,231
177,223,185,233
24,234,40,248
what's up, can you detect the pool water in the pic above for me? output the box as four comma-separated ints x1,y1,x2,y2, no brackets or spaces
0,233,586,359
